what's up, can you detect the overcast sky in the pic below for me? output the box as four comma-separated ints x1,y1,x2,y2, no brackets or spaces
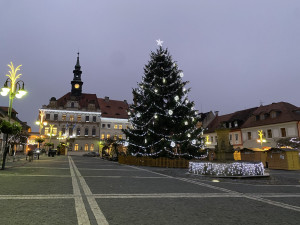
1,0,300,131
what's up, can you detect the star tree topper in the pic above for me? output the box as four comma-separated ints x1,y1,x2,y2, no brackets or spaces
156,39,163,47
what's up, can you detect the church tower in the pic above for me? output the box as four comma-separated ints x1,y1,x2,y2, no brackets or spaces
71,52,83,96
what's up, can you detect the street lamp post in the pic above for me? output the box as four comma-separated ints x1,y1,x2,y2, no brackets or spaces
1,62,27,170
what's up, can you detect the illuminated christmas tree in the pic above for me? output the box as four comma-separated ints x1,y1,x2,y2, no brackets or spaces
124,40,204,158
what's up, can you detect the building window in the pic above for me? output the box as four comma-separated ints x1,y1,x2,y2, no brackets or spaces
267,129,272,138
62,114,66,121
211,136,213,143
114,135,117,140
85,116,89,122
85,128,89,136
107,124,111,129
215,136,218,142
69,128,73,136
45,127,49,135
255,115,260,121
77,115,81,122
229,134,232,141
260,114,265,120
93,116,96,122
102,124,106,128
71,102,74,108
92,128,96,136
281,128,286,137
77,128,81,136
235,134,238,141
70,115,74,121
114,124,118,129
61,127,65,135
46,114,50,120
271,111,277,118
90,144,94,151
101,134,105,139
107,134,110,139
119,125,122,129
119,135,123,140
84,144,89,151
74,144,79,151
247,132,252,140
54,114,58,121
234,121,238,127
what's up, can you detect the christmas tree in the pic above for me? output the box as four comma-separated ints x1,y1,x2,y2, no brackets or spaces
123,40,204,158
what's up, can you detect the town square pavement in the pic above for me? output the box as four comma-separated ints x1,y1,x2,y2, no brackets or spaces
0,155,299,225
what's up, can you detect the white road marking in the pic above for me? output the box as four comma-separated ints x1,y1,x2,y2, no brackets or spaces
20,167,70,170
0,194,74,199
128,165,300,212
0,193,299,200
92,193,300,199
83,176,169,179
69,157,91,225
78,168,136,171
70,157,109,225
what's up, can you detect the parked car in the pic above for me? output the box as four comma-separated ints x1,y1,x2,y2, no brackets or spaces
48,149,57,157
83,152,100,157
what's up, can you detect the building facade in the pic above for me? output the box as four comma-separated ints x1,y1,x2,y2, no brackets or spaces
203,102,300,151
37,53,129,153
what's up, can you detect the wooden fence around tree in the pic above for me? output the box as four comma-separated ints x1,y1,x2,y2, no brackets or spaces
118,155,189,168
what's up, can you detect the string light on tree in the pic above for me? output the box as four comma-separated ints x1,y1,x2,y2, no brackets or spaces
170,141,175,148
123,39,204,157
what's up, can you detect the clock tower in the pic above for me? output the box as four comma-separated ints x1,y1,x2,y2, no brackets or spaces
71,52,83,96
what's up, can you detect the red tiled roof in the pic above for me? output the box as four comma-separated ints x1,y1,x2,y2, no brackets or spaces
56,92,100,110
205,113,233,133
0,106,18,114
98,98,129,119
241,102,300,128
205,107,258,133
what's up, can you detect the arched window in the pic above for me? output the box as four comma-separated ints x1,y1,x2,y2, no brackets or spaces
84,144,89,151
90,144,94,151
74,144,79,151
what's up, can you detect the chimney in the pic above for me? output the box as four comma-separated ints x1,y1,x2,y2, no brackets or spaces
105,96,109,102
214,111,219,116
124,100,128,104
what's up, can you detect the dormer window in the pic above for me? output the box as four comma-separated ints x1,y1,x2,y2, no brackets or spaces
260,114,265,120
271,111,277,118
71,102,75,108
255,115,260,121
234,121,238,127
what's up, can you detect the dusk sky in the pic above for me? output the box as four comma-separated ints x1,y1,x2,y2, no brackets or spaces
1,0,300,132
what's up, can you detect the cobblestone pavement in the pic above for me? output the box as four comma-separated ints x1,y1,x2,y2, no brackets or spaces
0,155,299,225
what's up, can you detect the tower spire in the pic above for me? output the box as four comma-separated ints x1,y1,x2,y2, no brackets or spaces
75,52,80,69
71,52,83,96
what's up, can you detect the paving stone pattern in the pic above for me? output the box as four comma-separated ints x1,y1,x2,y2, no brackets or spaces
0,155,299,225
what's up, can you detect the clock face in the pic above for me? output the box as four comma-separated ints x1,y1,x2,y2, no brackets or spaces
74,84,80,89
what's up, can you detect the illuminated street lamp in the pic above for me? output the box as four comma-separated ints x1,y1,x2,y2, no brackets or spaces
1,62,27,170
1,62,27,121
257,130,266,146
47,124,55,143
205,135,211,145
35,120,48,134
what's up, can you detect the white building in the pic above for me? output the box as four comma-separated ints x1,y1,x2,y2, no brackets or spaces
37,53,130,153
